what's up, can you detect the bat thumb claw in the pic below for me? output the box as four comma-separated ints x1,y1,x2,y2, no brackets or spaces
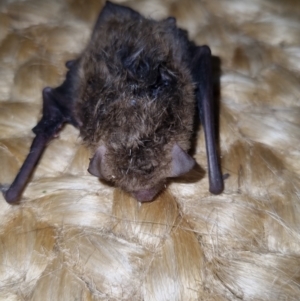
1,186,20,204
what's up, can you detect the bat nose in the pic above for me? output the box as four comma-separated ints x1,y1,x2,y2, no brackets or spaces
132,188,158,202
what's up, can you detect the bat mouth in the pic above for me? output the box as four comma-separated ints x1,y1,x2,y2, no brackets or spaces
131,187,161,202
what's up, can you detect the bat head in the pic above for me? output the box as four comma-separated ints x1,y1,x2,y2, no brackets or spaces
88,143,195,202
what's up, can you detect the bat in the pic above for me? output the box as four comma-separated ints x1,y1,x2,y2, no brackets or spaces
3,1,223,203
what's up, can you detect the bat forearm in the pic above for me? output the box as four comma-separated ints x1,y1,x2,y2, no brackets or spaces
192,46,224,194
202,99,223,194
3,135,48,203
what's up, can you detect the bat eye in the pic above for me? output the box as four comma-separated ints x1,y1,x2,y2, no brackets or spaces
87,78,97,88
149,68,173,97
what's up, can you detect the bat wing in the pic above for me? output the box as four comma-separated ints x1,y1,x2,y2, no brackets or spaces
3,62,79,203
190,45,224,194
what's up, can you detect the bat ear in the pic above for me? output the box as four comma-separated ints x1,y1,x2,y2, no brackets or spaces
88,145,107,178
93,1,142,33
170,144,195,177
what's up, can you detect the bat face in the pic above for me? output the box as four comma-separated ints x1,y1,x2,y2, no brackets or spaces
3,1,223,204
75,10,197,201
87,143,196,202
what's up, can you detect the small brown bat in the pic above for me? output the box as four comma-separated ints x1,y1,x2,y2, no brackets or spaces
3,1,223,203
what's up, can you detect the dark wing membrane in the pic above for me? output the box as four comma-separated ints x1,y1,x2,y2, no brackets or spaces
190,45,223,194
3,61,79,203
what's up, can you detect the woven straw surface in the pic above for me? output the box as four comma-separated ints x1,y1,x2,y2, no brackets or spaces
0,0,300,300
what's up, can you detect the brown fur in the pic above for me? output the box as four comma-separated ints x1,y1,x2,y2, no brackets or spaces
75,9,195,194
